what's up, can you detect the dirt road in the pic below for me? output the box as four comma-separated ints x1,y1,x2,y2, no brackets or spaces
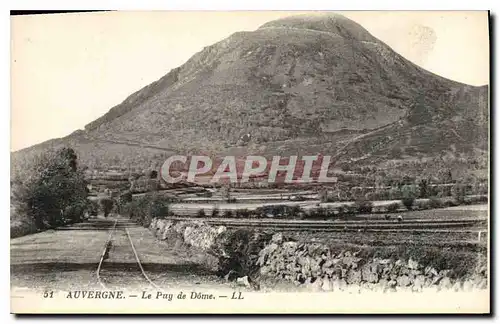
10,216,227,292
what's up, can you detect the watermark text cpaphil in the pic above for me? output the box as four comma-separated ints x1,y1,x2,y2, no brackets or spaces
160,155,337,184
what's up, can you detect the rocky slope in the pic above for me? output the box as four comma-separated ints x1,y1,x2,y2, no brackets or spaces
12,13,489,176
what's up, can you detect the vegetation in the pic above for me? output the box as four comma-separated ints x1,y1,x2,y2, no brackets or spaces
11,147,91,235
401,197,415,211
211,229,272,279
122,193,171,227
353,199,373,213
99,198,115,218
428,197,444,209
387,202,400,213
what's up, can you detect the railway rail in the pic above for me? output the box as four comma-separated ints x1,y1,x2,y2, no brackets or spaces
96,218,161,290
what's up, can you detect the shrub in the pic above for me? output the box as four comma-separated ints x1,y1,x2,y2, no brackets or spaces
476,195,488,203
452,184,466,204
306,207,328,219
126,196,147,221
100,198,115,217
119,191,133,205
342,204,356,215
211,207,220,217
353,200,373,213
462,198,473,205
401,197,415,211
336,206,345,218
210,229,272,279
63,200,90,222
235,209,251,218
429,197,443,209
289,205,303,219
223,210,234,218
443,199,458,208
387,202,400,213
149,195,169,220
255,205,290,218
196,209,206,218
88,200,99,216
414,200,430,210
127,193,171,226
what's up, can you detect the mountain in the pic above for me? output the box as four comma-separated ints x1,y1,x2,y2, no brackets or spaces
11,13,489,179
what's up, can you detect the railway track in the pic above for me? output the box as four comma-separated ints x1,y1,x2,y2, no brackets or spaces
165,217,487,232
96,218,161,290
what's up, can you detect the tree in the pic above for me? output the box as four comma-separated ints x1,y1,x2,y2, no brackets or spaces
18,147,89,228
452,183,466,204
438,168,453,184
418,178,429,198
100,198,114,218
401,184,417,211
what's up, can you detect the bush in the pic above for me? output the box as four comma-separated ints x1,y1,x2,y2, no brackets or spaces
443,199,459,208
289,205,303,219
149,195,169,220
255,205,290,218
336,206,345,218
475,195,488,203
222,210,234,218
353,200,373,213
99,198,115,217
429,197,443,209
342,204,356,215
210,229,272,279
401,197,415,210
306,207,328,219
452,183,466,204
63,200,89,222
387,202,400,213
119,191,133,205
196,209,206,218
234,209,251,218
127,193,171,227
414,200,430,210
211,207,220,217
88,200,99,216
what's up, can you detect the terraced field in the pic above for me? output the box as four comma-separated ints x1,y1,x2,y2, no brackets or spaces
165,205,488,248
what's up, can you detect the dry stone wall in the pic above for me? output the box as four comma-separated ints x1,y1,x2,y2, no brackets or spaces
149,218,488,292
258,233,488,292
149,218,225,251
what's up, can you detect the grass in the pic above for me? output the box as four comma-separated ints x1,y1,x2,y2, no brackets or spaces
289,230,487,247
266,231,487,280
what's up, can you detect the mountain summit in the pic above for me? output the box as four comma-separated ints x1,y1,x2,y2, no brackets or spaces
13,14,488,176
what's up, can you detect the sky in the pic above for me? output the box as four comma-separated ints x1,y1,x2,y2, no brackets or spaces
10,11,489,152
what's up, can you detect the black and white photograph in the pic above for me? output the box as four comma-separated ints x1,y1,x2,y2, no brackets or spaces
9,10,490,314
